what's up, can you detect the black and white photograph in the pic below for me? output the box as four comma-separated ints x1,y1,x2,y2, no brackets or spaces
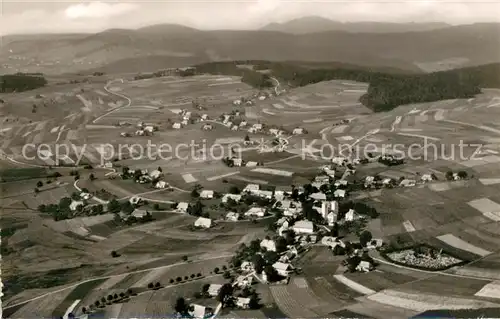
1,0,500,318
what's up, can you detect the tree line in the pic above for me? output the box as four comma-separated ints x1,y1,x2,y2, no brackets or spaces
189,61,500,112
0,73,47,93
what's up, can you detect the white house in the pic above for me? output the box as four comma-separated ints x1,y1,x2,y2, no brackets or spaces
245,207,266,218
200,190,214,199
235,275,253,288
292,127,304,135
155,181,168,189
177,202,189,213
345,209,360,222
233,158,243,167
150,170,162,179
181,119,189,126
332,156,347,166
365,176,375,186
202,124,213,131
201,114,209,121
208,284,222,297
272,262,293,277
293,220,314,234
252,123,263,131
239,121,247,127
236,297,250,309
226,212,240,221
189,304,208,319
327,212,338,226
334,180,348,187
243,184,260,193
400,179,416,187
135,130,145,136
70,200,84,211
309,192,327,201
382,178,392,185
80,192,92,200
194,217,212,228
172,122,182,129
144,125,155,133
356,261,373,272
241,261,254,272
256,190,273,199
233,99,242,106
103,161,113,169
225,121,233,128
334,189,346,198
260,239,277,252
246,161,258,167
421,174,433,182
222,194,242,203
258,95,266,101
269,128,280,136
129,196,142,205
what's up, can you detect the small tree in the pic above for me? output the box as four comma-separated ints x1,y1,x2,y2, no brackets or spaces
37,181,43,188
176,276,182,282
110,250,120,258
113,293,118,299
94,300,100,308
34,187,40,194
148,282,154,289
155,282,161,288
445,170,454,181
119,292,125,298
197,272,202,277
182,255,188,262
169,279,174,284
213,267,220,274
89,173,96,181
223,271,231,279
82,307,87,314
222,265,227,271
359,230,373,247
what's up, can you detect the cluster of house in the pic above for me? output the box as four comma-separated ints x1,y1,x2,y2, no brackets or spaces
122,167,171,190
131,122,157,136
68,191,93,211
363,172,437,189
171,109,194,129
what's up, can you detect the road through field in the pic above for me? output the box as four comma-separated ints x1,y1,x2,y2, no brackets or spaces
3,254,233,311
92,79,132,124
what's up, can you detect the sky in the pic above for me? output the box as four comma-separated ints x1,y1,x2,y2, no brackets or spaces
1,0,500,35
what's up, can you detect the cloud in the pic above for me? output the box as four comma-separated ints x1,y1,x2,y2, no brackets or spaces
65,2,138,19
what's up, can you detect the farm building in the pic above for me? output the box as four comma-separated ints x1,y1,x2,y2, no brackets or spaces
135,129,145,136
239,121,247,127
334,180,348,187
226,212,240,221
235,276,253,288
150,169,162,179
202,124,213,131
260,238,277,252
345,209,360,221
80,192,92,200
309,192,326,201
236,297,251,309
332,156,347,166
356,261,374,272
131,209,147,218
327,212,338,226
181,119,189,126
271,262,293,277
400,179,417,187
321,236,345,249
129,196,142,205
222,193,242,203
172,122,182,129
177,202,189,213
292,127,304,135
200,190,214,199
245,207,266,218
103,162,113,168
69,200,84,211
232,158,243,167
334,189,346,198
241,261,254,272
245,161,258,167
225,121,233,128
201,114,208,121
243,184,260,193
155,181,168,189
144,125,155,133
231,125,239,131
194,217,212,228
421,174,433,182
233,99,242,106
208,284,222,297
255,190,273,199
259,95,266,100
293,220,314,234
274,186,293,199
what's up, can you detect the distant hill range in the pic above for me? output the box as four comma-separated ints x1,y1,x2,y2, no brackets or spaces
260,16,451,34
1,22,499,74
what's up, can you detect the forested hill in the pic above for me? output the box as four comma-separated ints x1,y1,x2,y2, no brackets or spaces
191,61,500,112
0,73,47,93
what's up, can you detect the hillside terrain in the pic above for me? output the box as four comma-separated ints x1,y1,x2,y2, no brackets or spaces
260,16,450,34
1,23,499,74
